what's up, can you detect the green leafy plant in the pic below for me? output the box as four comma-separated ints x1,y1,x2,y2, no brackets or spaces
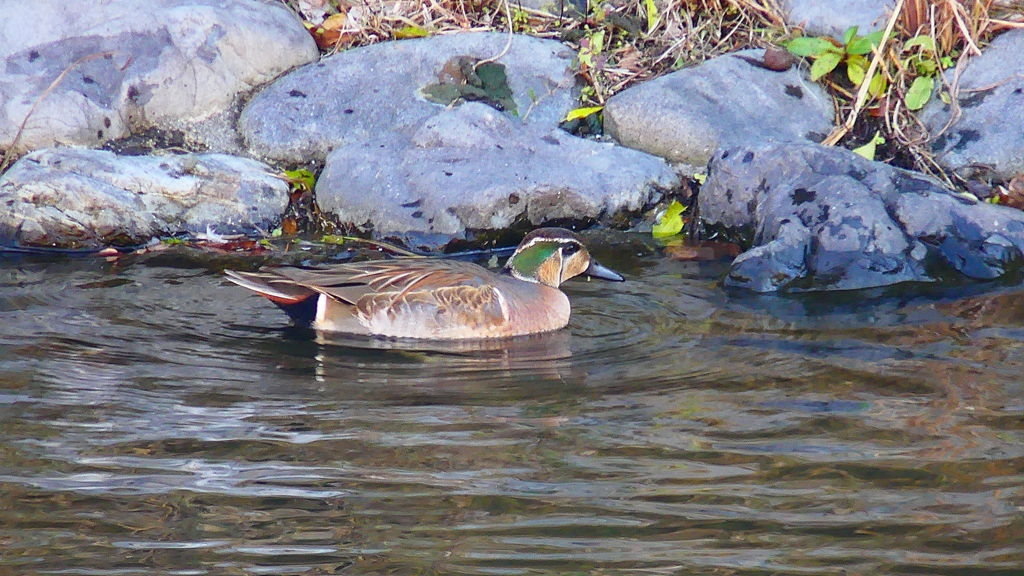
900,34,951,111
786,26,886,95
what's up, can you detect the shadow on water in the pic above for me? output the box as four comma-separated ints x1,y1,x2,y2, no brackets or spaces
0,234,1022,575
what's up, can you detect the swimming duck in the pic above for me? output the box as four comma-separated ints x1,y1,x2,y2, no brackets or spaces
225,227,624,339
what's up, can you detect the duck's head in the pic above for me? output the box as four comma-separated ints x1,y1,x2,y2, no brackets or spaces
504,228,624,288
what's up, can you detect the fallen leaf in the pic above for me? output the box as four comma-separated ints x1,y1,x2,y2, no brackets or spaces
395,25,430,39
563,106,603,122
322,12,347,30
652,200,687,238
281,217,298,235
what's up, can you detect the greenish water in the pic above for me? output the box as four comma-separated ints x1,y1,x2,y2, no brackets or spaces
0,233,1021,575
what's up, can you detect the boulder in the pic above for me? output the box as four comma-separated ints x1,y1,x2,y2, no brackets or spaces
700,142,1024,292
239,32,579,163
0,148,289,249
921,29,1024,183
783,0,894,39
0,0,317,154
316,103,679,250
603,49,833,170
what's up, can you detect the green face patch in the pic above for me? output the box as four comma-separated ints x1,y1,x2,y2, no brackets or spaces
509,242,561,277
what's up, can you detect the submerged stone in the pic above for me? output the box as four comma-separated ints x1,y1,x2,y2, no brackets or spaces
700,142,1024,292
0,148,289,249
315,103,679,250
921,29,1024,183
603,49,833,170
239,32,579,163
0,0,317,155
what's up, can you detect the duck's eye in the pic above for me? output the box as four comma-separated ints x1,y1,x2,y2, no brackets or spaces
561,243,580,256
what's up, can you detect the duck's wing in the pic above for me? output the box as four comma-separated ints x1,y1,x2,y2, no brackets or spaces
227,259,494,304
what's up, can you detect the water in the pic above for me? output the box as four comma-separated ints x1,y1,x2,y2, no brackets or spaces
1,234,1022,575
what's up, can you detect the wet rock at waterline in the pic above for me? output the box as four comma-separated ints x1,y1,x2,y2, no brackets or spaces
921,29,1024,183
239,32,579,163
603,49,833,170
782,0,894,39
0,0,317,154
0,149,289,249
316,103,679,250
701,142,1024,292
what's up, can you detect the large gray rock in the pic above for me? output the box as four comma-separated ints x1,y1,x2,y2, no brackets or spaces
921,29,1024,183
0,0,317,154
316,103,679,250
783,0,894,38
700,142,1024,292
0,148,289,249
603,49,833,170
239,32,579,163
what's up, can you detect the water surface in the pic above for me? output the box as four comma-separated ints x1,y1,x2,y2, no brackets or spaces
1,235,1021,575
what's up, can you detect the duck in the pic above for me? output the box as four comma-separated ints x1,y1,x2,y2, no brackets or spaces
224,227,624,339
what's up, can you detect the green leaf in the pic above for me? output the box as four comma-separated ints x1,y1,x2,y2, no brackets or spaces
917,58,937,75
693,172,706,185
320,234,347,245
905,76,934,110
652,200,687,238
644,0,658,33
283,168,316,191
848,30,884,55
903,35,935,53
394,25,430,39
940,55,953,68
810,49,843,81
843,26,858,46
786,36,836,57
847,54,868,85
563,106,604,122
868,71,887,97
852,131,884,160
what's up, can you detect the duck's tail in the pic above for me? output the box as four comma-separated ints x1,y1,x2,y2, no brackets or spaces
224,270,320,325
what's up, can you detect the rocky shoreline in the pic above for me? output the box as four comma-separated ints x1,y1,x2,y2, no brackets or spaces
1,0,1022,292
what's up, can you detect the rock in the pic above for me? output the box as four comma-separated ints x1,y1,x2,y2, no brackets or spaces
239,32,579,163
603,49,833,170
0,148,289,249
783,0,894,38
921,29,1024,183
700,142,1024,292
0,0,317,154
315,103,679,250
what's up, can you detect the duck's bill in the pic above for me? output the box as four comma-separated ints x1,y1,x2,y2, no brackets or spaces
584,260,625,282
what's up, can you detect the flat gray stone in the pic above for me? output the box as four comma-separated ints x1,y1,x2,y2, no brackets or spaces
784,0,894,38
603,49,833,169
0,148,289,249
239,32,579,163
921,29,1024,182
0,0,317,154
700,142,1024,292
316,103,679,250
